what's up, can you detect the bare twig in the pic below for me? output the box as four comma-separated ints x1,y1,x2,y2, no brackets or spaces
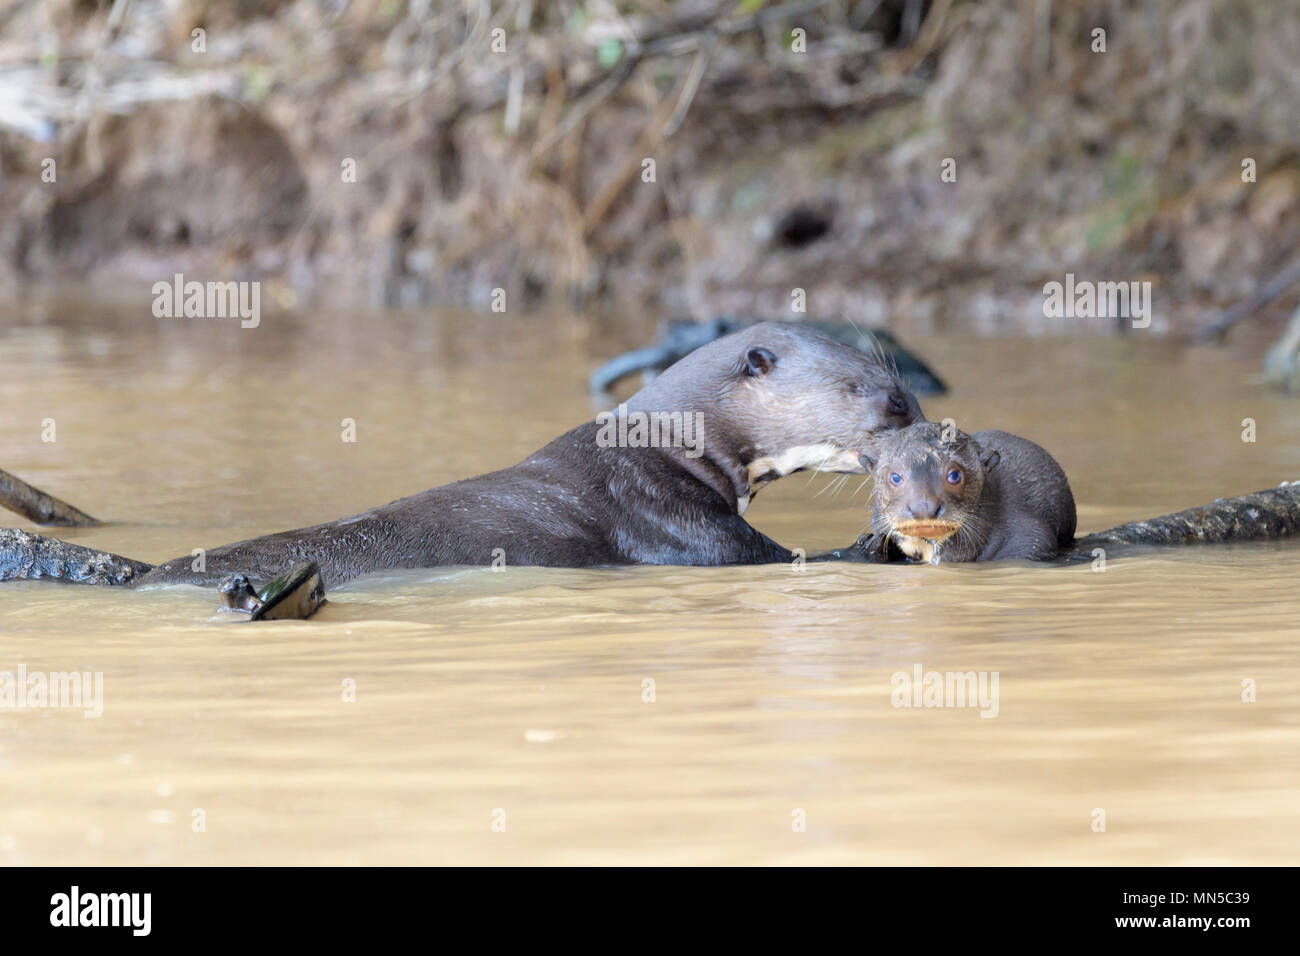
1195,255,1300,342
661,33,714,139
531,0,835,159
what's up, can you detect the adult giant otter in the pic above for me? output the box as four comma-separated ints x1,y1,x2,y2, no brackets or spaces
21,322,921,589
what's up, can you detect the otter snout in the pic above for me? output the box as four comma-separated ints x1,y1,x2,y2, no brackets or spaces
906,497,944,520
878,388,923,428
856,389,924,464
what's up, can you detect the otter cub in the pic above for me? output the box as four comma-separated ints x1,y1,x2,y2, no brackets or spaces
863,423,1076,563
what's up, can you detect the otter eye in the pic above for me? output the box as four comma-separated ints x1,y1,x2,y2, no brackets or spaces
889,472,903,486
946,468,963,485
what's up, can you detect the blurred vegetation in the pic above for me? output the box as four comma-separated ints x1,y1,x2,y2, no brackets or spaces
0,0,1298,339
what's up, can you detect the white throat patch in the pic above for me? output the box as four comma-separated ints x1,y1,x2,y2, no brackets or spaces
745,444,863,488
894,534,942,565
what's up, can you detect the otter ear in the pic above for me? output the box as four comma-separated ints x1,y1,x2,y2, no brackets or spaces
743,347,778,377
980,449,1001,472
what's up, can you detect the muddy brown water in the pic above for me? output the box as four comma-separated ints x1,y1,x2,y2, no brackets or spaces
1,295,1298,865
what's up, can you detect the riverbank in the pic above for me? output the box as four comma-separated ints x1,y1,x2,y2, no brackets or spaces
2,0,1299,335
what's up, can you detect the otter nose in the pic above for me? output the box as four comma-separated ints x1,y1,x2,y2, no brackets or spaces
906,498,943,520
886,390,911,417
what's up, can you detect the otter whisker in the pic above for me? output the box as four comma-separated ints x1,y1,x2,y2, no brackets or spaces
813,468,845,498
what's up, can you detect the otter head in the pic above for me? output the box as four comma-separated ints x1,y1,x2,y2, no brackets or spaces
862,422,999,564
624,322,924,511
714,324,923,496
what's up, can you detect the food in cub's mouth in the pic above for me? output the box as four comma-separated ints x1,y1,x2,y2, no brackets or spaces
892,520,962,542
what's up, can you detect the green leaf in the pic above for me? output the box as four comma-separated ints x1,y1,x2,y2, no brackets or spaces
597,38,622,69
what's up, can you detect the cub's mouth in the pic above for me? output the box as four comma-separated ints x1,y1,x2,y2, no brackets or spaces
892,519,962,542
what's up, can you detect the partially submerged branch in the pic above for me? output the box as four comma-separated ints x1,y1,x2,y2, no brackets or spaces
1077,482,1300,552
0,528,151,585
0,467,101,527
1195,255,1300,343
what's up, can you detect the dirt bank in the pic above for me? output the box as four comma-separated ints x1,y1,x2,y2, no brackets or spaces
2,0,1299,336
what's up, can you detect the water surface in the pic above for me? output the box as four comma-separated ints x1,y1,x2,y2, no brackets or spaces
1,296,1297,864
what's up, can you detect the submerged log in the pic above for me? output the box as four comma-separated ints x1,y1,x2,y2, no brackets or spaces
0,528,152,585
0,527,325,619
0,467,102,526
5,483,1299,587
1075,482,1300,553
